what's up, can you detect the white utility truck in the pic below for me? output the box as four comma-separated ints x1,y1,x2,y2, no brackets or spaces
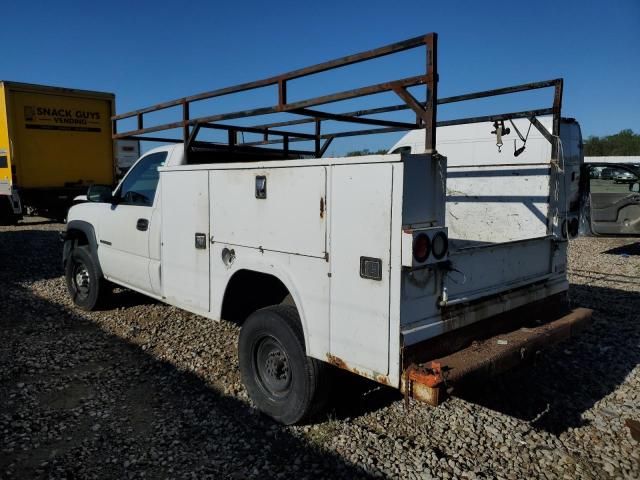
63,34,591,424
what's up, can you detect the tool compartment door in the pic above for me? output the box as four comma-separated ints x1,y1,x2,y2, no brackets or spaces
160,169,210,313
329,163,393,374
210,166,327,258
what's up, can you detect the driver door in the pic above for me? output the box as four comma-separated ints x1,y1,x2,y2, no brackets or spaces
98,151,167,292
588,164,640,235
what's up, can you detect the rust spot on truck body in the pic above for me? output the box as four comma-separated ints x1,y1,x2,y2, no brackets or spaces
406,361,443,388
320,197,325,218
325,353,391,386
326,353,348,370
401,362,448,406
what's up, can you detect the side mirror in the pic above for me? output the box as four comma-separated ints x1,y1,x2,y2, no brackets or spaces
630,182,640,193
87,184,114,203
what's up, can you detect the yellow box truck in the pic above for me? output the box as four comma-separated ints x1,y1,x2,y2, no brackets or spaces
0,81,115,223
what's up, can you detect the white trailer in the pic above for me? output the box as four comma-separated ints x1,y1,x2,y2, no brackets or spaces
114,139,140,176
63,34,592,424
585,156,640,164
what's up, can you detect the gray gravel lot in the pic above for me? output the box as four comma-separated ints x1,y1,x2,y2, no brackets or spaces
1,219,639,479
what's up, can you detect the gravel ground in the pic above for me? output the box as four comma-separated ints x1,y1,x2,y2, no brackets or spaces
1,219,638,479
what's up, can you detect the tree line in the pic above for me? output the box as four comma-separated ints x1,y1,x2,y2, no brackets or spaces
584,129,640,156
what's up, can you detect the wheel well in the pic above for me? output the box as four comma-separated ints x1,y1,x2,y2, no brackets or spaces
67,229,89,246
221,269,292,324
62,229,90,268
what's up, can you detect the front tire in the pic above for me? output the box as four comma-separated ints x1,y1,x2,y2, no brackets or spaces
239,305,327,425
65,246,107,311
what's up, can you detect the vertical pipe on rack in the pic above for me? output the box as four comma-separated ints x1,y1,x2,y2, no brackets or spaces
315,120,321,157
424,33,438,153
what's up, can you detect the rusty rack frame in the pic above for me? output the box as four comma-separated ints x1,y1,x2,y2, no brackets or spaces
245,78,563,154
112,32,563,160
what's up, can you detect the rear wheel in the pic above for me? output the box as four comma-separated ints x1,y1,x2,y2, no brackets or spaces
239,305,327,424
65,246,107,311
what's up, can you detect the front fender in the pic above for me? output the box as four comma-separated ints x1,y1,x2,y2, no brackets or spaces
63,220,103,277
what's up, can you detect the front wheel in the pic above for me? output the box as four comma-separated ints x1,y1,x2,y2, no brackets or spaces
65,246,107,311
239,305,327,425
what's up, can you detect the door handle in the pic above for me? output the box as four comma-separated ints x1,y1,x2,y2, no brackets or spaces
195,233,207,249
136,218,149,231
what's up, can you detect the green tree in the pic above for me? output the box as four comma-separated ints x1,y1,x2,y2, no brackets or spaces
584,129,640,156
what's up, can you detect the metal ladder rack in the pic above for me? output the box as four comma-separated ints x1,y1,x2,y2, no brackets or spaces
112,33,562,162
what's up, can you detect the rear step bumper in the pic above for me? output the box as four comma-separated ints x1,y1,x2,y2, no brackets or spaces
401,307,592,406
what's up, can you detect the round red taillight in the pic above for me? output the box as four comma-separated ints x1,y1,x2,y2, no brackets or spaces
413,233,430,263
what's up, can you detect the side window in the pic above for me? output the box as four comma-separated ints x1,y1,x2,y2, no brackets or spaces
589,165,638,194
116,152,167,206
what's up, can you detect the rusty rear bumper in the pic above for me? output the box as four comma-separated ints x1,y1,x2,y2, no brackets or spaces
401,307,592,406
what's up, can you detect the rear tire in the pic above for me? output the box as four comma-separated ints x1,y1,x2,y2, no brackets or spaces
239,305,327,425
65,246,107,311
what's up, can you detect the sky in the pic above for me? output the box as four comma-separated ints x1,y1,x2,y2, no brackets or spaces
1,0,638,155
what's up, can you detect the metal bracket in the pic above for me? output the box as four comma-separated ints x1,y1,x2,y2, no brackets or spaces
529,116,554,144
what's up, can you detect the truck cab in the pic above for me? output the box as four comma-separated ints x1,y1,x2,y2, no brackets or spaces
66,145,183,298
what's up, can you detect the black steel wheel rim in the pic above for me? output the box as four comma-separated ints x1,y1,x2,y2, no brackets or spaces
254,335,292,398
72,260,91,300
